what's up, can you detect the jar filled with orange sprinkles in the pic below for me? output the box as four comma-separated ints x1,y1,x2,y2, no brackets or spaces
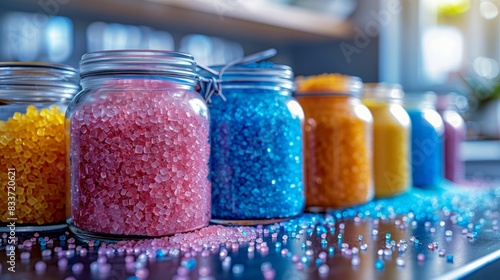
0,62,79,231
295,74,373,210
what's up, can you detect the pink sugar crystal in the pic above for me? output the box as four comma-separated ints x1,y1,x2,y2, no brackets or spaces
112,225,256,254
70,80,210,237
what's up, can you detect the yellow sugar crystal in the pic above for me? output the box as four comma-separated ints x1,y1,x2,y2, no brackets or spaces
55,133,64,142
46,153,57,163
40,108,49,117
27,197,37,206
14,145,23,153
56,162,65,171
0,135,10,146
13,112,22,120
37,128,45,136
26,106,38,116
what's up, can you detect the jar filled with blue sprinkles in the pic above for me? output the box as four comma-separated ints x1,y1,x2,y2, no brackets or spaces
203,61,305,224
404,92,444,188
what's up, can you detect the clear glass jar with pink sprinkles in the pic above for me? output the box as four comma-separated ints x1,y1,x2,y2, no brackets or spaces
67,50,211,239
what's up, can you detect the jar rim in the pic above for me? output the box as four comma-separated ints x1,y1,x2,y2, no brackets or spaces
363,83,404,99
0,62,79,102
79,50,198,84
0,61,76,72
404,91,437,108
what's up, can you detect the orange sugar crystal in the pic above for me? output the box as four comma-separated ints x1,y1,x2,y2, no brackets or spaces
0,105,66,225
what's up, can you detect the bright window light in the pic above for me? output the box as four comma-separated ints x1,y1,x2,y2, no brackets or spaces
422,26,463,83
45,16,73,62
480,1,499,20
473,57,499,79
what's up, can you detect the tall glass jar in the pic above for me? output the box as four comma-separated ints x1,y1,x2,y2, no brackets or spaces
437,93,466,183
67,51,211,239
404,92,444,188
295,74,373,210
0,62,79,231
363,83,411,198
203,62,305,224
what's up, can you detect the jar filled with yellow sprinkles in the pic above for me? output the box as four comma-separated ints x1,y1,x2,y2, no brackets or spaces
0,62,79,231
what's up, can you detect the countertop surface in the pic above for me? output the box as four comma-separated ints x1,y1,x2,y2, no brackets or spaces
1,184,500,280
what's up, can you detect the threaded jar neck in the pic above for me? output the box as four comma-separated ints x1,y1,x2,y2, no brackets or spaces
79,50,198,89
0,62,79,103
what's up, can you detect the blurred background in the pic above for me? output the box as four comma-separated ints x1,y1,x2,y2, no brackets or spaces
1,0,499,179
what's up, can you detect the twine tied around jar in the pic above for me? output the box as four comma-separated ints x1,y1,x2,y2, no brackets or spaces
197,48,278,104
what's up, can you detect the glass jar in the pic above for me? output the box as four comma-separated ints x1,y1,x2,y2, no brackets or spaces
363,83,411,198
67,50,211,239
295,74,373,210
0,62,79,231
404,92,444,188
203,62,305,224
437,93,466,183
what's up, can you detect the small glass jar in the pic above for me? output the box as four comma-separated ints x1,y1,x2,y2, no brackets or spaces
295,74,373,210
0,62,79,231
404,92,444,188
363,83,411,198
67,50,211,239
437,93,466,183
203,62,305,224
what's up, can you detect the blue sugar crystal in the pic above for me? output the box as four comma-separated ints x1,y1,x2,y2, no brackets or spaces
385,233,391,240
209,76,304,220
446,254,454,263
375,259,385,270
156,250,165,258
182,258,197,270
328,246,335,256
186,259,197,270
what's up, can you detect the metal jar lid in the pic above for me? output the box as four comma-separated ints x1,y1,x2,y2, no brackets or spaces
203,62,295,92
